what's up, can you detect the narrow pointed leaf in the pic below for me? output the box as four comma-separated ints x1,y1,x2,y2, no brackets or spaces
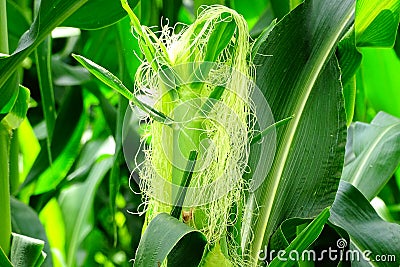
72,54,173,124
269,208,330,267
35,37,56,143
60,156,113,267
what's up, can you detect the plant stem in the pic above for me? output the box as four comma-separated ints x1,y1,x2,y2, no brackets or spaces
0,123,12,256
0,0,11,257
0,0,9,53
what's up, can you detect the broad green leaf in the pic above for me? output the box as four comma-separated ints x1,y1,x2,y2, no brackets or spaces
10,233,46,267
21,88,83,191
33,112,85,194
62,0,139,29
269,208,330,267
356,0,400,47
343,112,400,200
72,54,173,124
246,0,351,261
330,181,400,266
359,48,400,118
0,0,89,93
10,198,52,266
60,156,113,267
134,213,207,267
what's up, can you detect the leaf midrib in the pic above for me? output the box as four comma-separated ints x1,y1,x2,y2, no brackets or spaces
251,4,355,261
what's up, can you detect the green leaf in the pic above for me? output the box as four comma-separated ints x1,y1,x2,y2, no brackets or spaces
269,208,330,267
10,197,52,266
35,37,56,143
60,156,113,267
232,0,268,29
10,233,46,267
6,0,30,52
0,247,12,267
200,243,233,267
0,0,89,92
336,28,361,125
162,0,182,25
39,198,66,267
51,57,90,87
270,0,291,19
21,88,84,191
72,54,173,124
17,120,39,184
337,28,362,86
343,112,400,200
62,0,139,29
0,73,19,116
33,112,85,195
246,0,351,260
134,213,207,267
356,0,400,47
204,12,236,63
2,85,30,130
359,47,400,118
330,181,400,266
269,218,310,253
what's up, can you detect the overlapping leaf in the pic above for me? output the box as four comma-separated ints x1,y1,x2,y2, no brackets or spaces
246,0,352,261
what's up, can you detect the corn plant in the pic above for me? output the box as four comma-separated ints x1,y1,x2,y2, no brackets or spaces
1,0,400,266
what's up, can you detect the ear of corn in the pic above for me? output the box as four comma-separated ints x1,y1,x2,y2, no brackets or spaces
123,2,255,265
